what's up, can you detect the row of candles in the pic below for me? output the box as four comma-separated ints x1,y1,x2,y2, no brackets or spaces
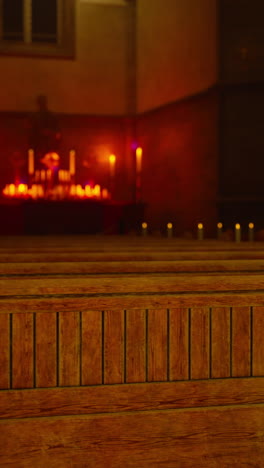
2,183,110,200
141,222,256,241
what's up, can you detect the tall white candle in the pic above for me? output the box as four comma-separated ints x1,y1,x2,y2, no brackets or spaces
69,150,76,176
109,154,116,178
28,149,34,175
248,222,254,242
217,222,223,240
136,147,142,173
142,222,148,237
167,222,173,238
197,223,204,240
235,223,241,243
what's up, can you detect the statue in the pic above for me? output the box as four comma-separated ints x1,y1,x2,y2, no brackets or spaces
28,95,61,159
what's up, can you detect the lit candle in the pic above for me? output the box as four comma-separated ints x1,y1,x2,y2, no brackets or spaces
109,154,116,178
197,223,204,240
235,223,241,243
142,222,148,236
167,222,173,238
248,222,254,242
102,188,109,199
28,149,34,175
69,150,76,176
217,222,223,240
136,147,142,173
41,170,46,182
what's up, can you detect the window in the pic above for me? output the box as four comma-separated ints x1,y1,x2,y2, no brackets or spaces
0,0,75,58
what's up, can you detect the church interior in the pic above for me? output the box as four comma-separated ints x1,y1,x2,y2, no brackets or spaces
0,1,264,466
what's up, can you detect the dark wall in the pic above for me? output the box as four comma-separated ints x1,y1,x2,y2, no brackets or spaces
136,88,219,236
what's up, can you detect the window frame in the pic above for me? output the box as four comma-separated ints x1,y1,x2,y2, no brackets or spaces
0,0,75,59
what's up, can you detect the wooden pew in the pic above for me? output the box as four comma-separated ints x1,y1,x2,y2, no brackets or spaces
0,272,264,466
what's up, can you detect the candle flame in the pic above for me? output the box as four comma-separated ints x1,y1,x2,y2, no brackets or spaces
248,222,254,229
167,222,173,229
198,223,203,229
142,222,147,229
217,222,223,229
235,223,241,230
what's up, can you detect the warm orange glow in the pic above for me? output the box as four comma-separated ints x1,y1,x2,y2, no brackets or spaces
109,154,116,178
142,222,147,229
198,223,203,230
28,149,34,175
235,223,241,230
248,223,254,229
217,222,223,229
167,222,173,229
136,147,142,173
69,150,76,176
18,184,27,194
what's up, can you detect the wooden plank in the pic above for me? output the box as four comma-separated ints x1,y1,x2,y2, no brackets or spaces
1,292,264,314
59,312,80,386
2,274,264,297
35,312,57,388
0,314,10,389
232,307,251,377
169,308,189,380
211,307,231,378
3,259,264,275
0,378,264,420
104,310,124,384
82,311,102,385
147,309,168,382
12,313,34,389
190,308,210,379
0,405,263,467
253,306,264,376
126,310,146,383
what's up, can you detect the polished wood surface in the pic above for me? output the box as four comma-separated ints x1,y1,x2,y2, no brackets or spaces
0,236,263,466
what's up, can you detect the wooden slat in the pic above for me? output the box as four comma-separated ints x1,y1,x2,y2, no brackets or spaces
82,311,102,385
12,313,34,389
190,308,210,379
253,306,264,376
35,312,57,388
232,307,251,377
1,377,264,420
126,310,146,383
147,309,168,382
211,307,231,378
0,314,10,389
104,310,124,384
59,312,80,386
0,406,263,467
169,308,189,380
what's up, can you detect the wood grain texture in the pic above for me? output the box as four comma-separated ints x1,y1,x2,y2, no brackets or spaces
232,307,251,377
1,378,264,420
59,312,80,386
82,310,102,385
211,307,231,378
253,306,264,376
191,308,210,379
147,309,168,382
3,259,264,275
12,313,34,389
169,308,189,380
36,312,57,388
104,310,124,384
126,309,146,383
0,405,263,467
2,274,264,297
0,313,10,389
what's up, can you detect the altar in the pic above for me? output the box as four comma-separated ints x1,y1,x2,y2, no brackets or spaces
0,199,145,235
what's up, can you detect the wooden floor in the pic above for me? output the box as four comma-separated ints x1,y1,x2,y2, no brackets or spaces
0,235,263,467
